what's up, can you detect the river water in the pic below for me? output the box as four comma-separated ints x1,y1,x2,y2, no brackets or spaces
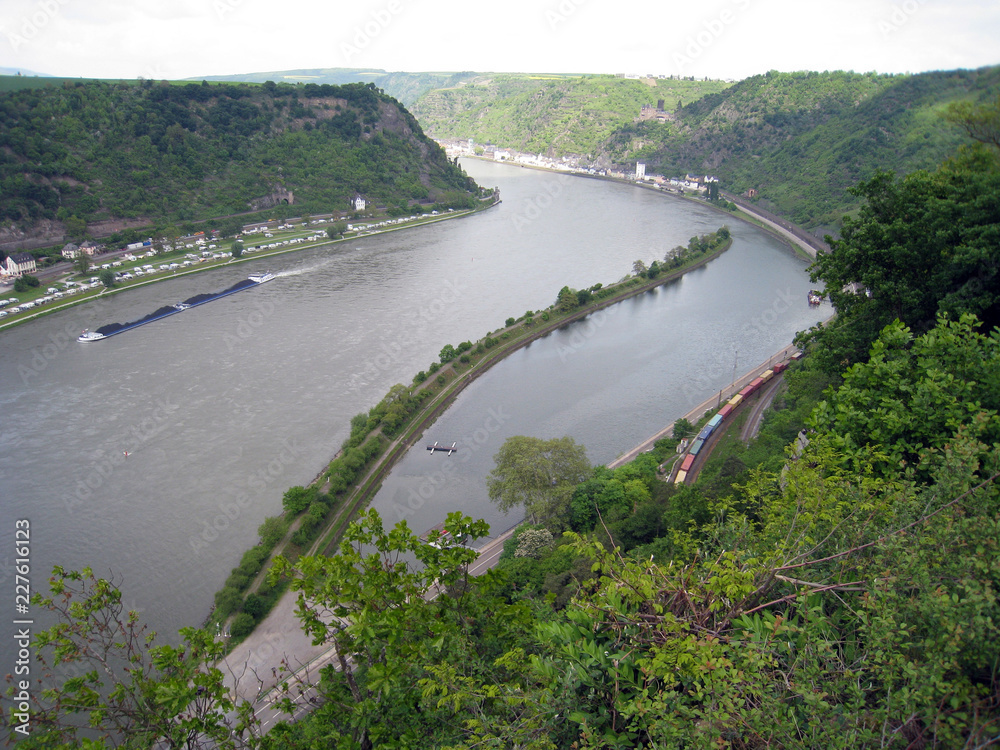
0,159,829,668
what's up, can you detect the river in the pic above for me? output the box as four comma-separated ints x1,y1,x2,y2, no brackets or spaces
0,158,829,670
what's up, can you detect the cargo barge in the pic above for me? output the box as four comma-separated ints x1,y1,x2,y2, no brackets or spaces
78,272,274,342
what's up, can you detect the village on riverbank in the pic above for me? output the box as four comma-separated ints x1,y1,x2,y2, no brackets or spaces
0,144,825,337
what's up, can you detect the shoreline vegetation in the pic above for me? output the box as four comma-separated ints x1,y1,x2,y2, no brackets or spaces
205,228,735,643
0,155,816,334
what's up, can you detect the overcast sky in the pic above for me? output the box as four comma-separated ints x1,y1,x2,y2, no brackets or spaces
1,0,998,81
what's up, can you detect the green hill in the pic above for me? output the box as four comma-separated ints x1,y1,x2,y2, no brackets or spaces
408,67,999,232
0,79,479,244
409,73,732,158
609,67,1000,229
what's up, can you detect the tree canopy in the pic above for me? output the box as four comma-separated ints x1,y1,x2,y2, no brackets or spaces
802,144,1000,370
486,435,591,526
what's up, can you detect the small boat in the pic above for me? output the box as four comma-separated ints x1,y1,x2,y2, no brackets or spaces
808,290,823,305
78,329,105,342
426,441,459,455
172,302,191,311
248,272,275,284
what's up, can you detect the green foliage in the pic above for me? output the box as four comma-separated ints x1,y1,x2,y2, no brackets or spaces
945,91,1000,149
23,567,259,746
13,274,39,292
0,80,477,232
556,285,578,312
268,510,541,748
412,73,729,157
242,593,267,620
98,268,115,287
257,515,288,548
614,67,1000,229
806,314,1000,482
230,612,256,639
487,435,591,527
281,485,315,515
214,586,243,617
803,147,1000,370
672,417,694,438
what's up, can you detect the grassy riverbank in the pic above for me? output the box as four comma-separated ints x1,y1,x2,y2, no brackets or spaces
208,228,734,643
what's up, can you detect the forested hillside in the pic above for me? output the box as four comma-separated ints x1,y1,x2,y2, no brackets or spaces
612,67,1000,229
409,67,999,233
0,79,479,243
410,74,731,158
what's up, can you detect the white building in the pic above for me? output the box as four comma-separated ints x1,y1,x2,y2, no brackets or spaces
353,194,366,212
1,252,37,278
636,162,646,179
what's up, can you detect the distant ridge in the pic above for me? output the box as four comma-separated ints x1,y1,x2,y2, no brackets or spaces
191,68,482,106
0,66,53,77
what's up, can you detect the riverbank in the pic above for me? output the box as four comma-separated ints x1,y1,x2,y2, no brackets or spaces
216,230,737,706
607,343,801,470
0,202,495,335
461,155,823,261
210,230,736,642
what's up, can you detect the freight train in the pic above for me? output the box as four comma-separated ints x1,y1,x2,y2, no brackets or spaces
672,360,790,484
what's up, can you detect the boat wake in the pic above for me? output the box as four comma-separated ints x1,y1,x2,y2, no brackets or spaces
273,258,335,279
